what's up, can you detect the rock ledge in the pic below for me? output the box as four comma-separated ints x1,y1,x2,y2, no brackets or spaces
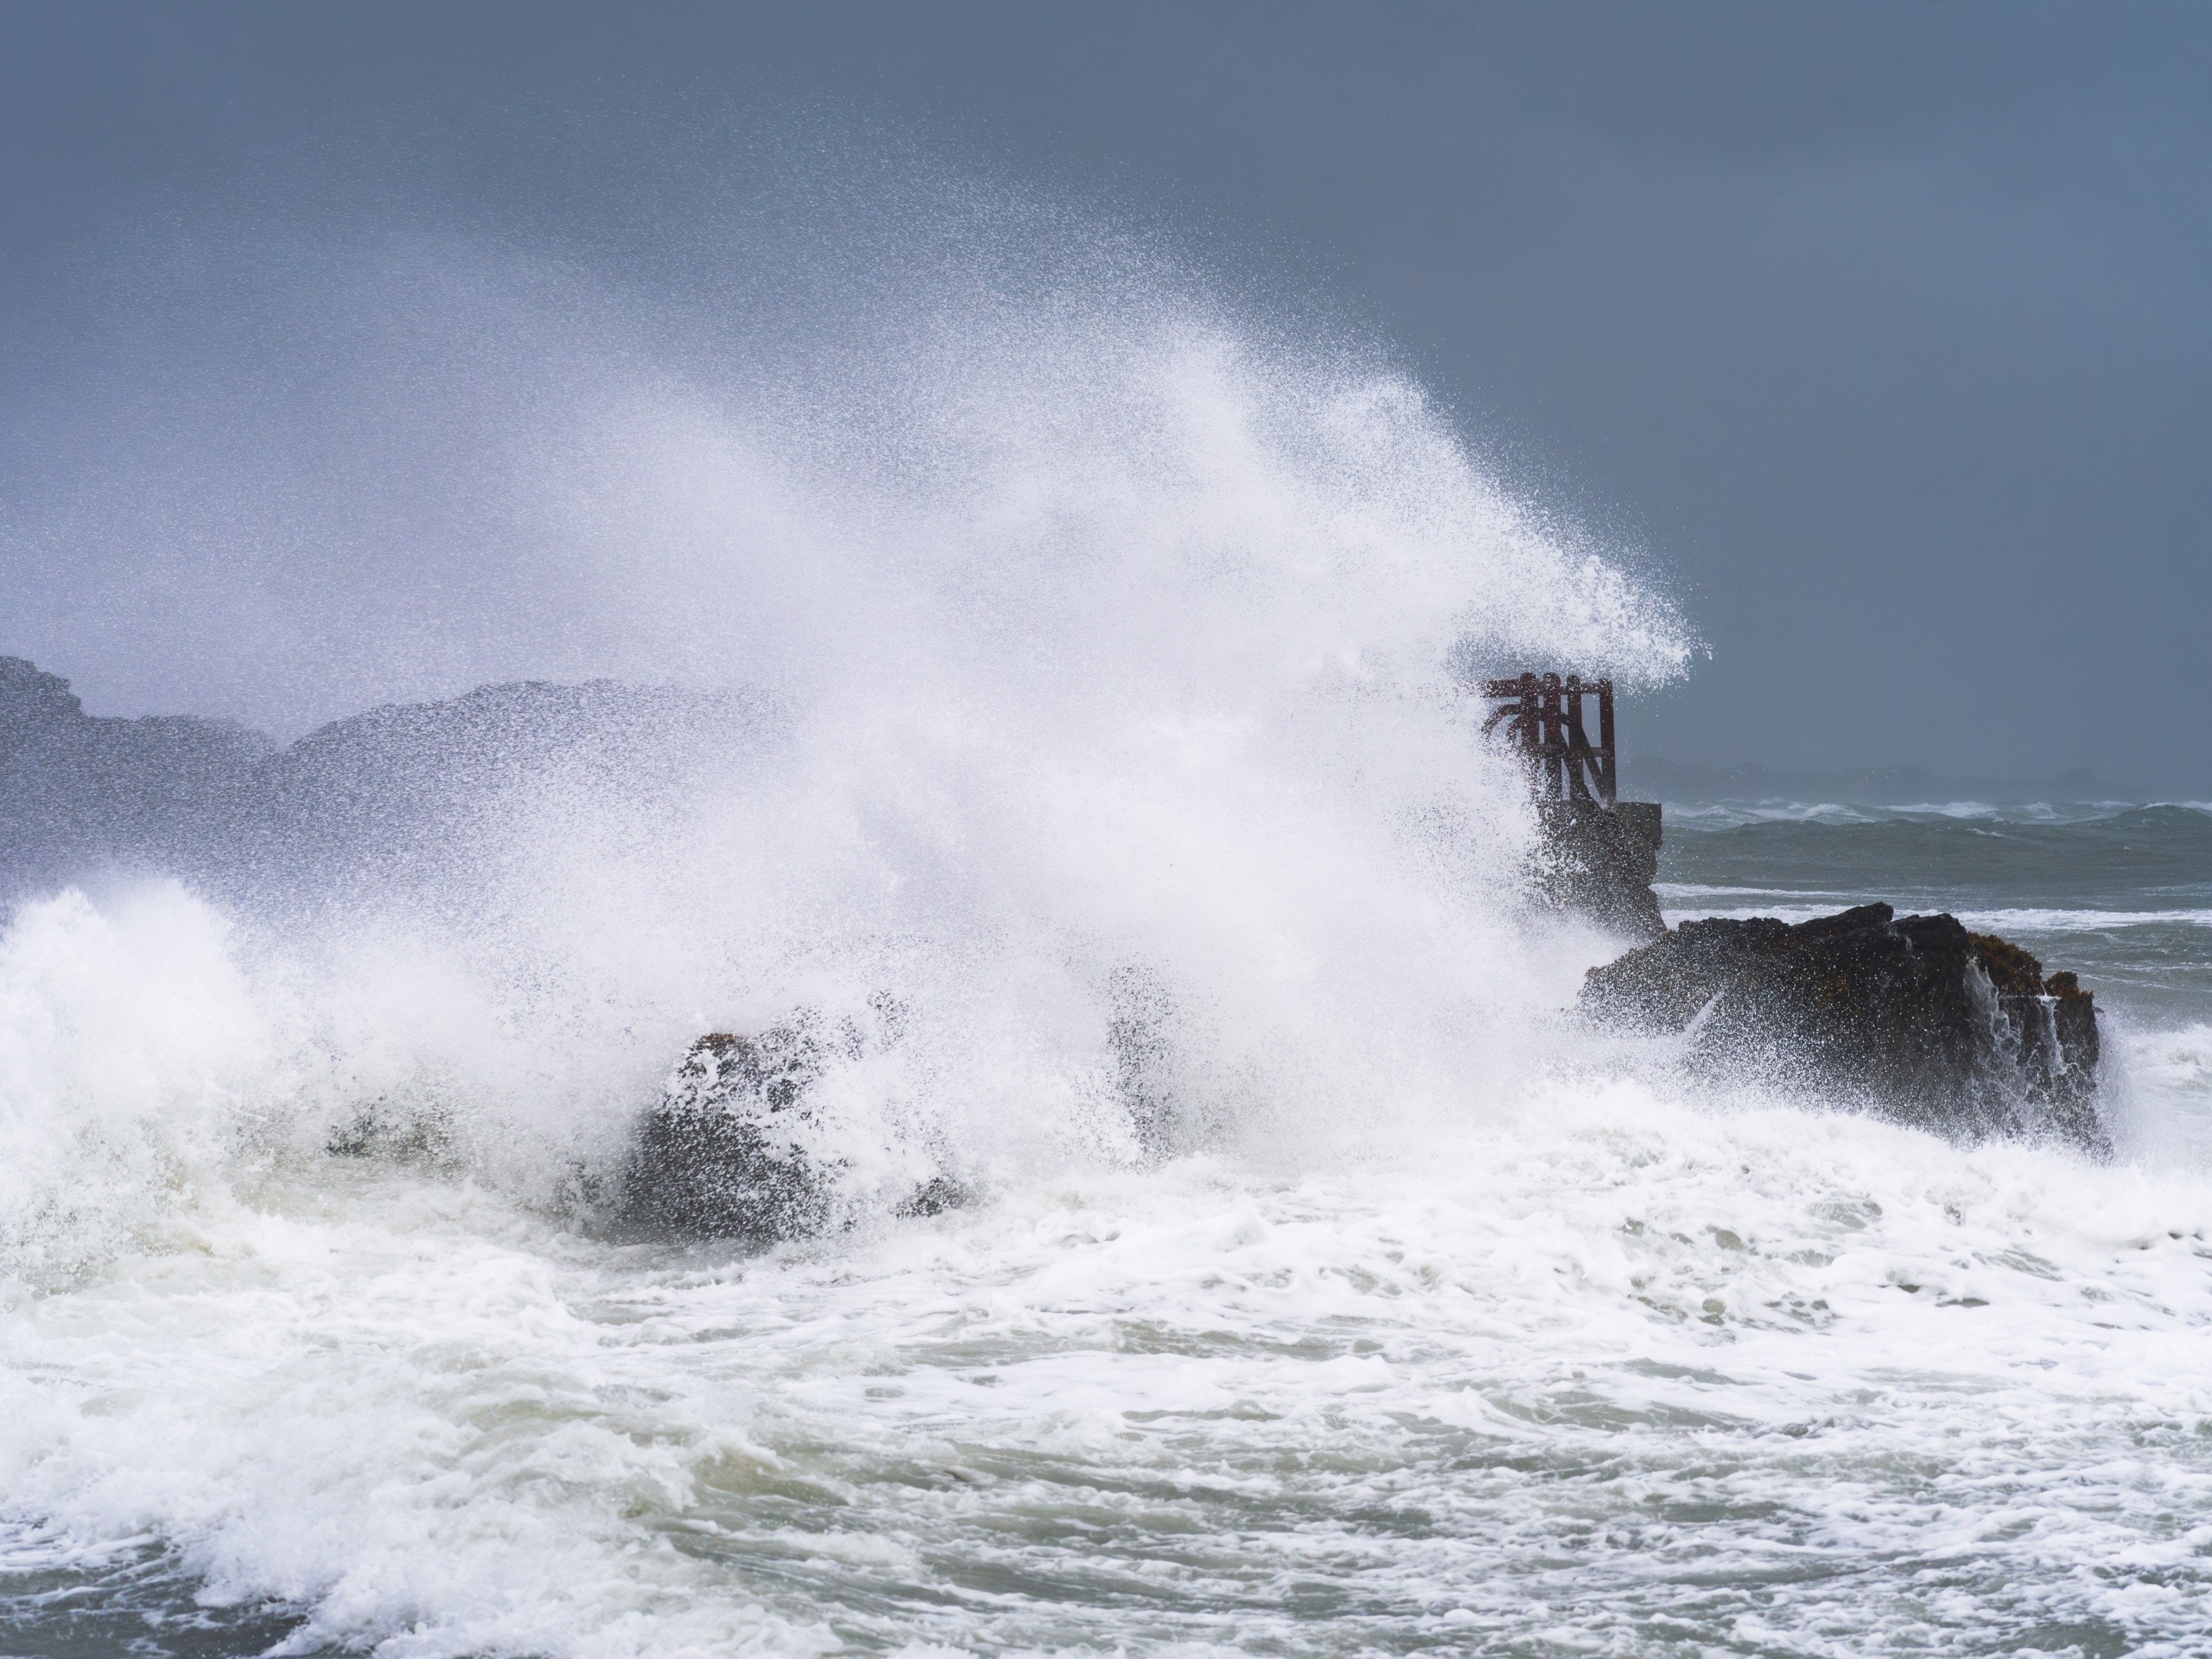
1581,902,2104,1151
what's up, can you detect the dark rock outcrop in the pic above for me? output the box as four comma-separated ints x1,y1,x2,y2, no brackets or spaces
624,1021,839,1244
623,1006,965,1244
1581,902,2105,1150
1534,799,1665,941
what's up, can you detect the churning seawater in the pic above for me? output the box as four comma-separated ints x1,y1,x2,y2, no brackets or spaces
4,183,2210,1657
8,791,2210,1659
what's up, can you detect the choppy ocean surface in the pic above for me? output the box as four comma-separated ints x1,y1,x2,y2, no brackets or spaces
3,799,2207,1659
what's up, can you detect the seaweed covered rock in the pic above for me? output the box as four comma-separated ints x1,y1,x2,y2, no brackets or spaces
1581,902,2105,1150
623,1006,964,1244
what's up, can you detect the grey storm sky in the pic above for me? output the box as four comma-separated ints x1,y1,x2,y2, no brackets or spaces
3,1,2207,788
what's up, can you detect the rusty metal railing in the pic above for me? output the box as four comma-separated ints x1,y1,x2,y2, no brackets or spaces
1480,672,1616,807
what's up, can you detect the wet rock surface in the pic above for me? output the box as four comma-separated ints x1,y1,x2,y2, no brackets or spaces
624,1023,839,1244
623,1008,965,1244
1581,902,2105,1151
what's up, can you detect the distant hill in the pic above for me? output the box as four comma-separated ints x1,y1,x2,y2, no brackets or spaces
0,656,781,905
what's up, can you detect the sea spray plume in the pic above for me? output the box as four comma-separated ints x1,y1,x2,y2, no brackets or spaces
0,886,286,1284
475,341,1693,1210
0,161,1696,1242
4,138,1696,724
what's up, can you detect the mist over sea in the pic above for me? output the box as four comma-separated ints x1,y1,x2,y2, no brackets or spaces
4,164,2210,1659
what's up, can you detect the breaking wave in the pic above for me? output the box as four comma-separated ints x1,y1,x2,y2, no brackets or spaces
0,165,1694,1280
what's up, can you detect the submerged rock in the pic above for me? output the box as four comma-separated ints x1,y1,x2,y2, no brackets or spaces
1580,902,2105,1150
623,1006,966,1244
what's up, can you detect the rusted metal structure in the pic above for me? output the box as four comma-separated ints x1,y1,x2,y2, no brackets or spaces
1474,670,1661,938
1480,672,1617,807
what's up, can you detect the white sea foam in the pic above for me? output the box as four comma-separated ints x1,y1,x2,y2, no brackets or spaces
2112,1022,2212,1166
3,1070,2209,1656
1961,908,2212,932
0,885,292,1280
1664,801,1891,827
1653,882,1863,901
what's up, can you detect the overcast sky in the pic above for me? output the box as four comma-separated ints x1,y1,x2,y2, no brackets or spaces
4,2,2206,788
